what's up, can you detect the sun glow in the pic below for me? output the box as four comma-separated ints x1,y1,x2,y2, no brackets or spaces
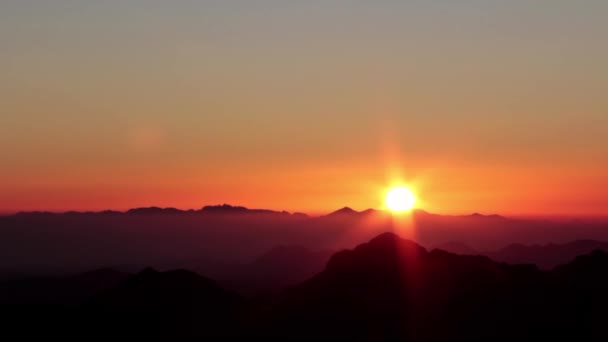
385,186,417,213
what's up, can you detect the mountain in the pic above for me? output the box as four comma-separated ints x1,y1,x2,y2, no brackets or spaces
176,245,334,296
221,245,333,295
125,204,293,215
262,233,541,341
325,206,361,217
325,207,388,218
3,206,608,284
468,212,506,220
257,233,608,341
11,204,294,217
200,204,289,215
83,268,244,340
487,240,608,269
0,268,129,305
3,233,608,340
0,268,131,340
127,207,185,214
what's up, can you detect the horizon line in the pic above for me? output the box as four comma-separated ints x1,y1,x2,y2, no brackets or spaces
2,204,608,220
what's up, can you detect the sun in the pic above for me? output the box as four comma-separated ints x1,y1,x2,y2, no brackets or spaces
385,186,417,212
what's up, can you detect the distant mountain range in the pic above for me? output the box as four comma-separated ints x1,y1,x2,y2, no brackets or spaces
486,240,608,269
2,204,608,279
174,244,334,296
433,239,608,270
11,204,303,216
8,204,507,219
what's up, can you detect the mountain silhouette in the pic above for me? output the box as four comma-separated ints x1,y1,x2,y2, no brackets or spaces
325,207,390,218
0,268,129,305
325,206,361,216
83,268,244,340
3,232,608,340
127,207,185,214
467,212,506,220
487,240,608,269
256,233,608,341
181,245,334,296
228,245,333,295
4,207,608,283
124,204,293,215
261,233,538,341
201,204,289,215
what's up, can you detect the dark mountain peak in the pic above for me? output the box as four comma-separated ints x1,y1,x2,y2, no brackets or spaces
360,208,381,216
368,231,407,246
488,240,608,269
468,212,505,219
126,207,183,214
409,209,505,221
327,207,359,216
364,232,428,258
201,204,249,212
275,232,550,342
324,232,427,276
200,204,287,215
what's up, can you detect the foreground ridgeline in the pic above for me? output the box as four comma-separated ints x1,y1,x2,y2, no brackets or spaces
2,232,608,341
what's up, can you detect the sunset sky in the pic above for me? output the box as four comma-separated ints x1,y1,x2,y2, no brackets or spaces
1,1,607,215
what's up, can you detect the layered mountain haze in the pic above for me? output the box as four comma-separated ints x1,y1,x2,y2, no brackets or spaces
486,240,608,269
2,205,608,276
3,206,608,340
3,232,608,341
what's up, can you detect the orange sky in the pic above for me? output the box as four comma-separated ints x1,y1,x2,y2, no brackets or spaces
1,1,607,215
